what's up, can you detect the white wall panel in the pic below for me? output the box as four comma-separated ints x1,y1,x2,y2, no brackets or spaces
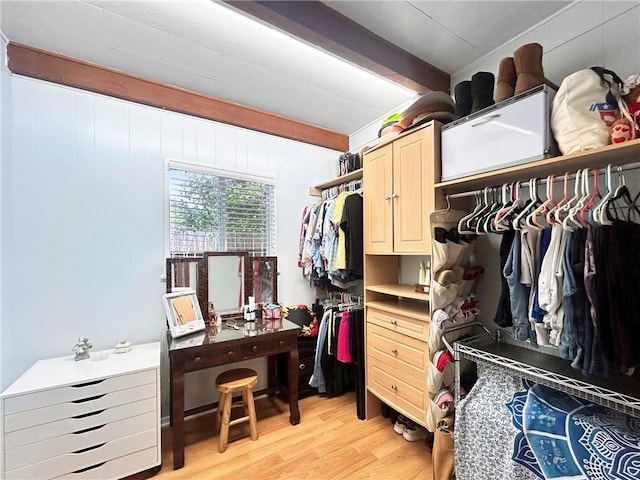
1,77,338,414
603,8,640,77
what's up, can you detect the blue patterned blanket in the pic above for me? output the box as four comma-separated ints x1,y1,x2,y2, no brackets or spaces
506,382,640,480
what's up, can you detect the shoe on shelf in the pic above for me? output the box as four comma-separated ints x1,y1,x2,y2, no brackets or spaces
403,423,430,442
393,414,411,434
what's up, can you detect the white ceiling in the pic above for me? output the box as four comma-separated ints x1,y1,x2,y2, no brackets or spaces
0,0,572,136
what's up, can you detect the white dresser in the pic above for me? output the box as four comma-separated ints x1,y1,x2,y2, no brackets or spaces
1,342,161,480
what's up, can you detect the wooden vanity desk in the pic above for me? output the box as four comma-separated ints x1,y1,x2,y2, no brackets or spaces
167,319,301,469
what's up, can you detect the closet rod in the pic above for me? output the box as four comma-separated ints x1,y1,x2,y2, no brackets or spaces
445,160,640,200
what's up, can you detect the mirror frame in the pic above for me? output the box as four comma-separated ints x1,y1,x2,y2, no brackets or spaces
165,257,207,319
203,251,250,316
249,256,278,304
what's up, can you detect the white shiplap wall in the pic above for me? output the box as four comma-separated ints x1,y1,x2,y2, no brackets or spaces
0,33,8,393
1,75,339,415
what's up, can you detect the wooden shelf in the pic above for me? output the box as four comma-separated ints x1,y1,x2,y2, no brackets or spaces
309,168,363,196
365,299,430,321
366,283,430,302
435,138,640,194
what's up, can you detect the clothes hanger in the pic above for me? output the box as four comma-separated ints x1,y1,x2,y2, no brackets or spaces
495,182,524,231
458,191,484,235
591,165,613,225
513,178,541,230
527,174,555,229
466,188,493,233
604,166,640,223
566,168,590,229
479,186,505,234
561,169,583,231
579,168,601,226
548,171,570,225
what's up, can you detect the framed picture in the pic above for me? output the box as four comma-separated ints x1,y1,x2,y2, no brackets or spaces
163,289,206,338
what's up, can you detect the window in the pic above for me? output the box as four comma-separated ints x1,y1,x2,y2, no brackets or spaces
168,164,276,256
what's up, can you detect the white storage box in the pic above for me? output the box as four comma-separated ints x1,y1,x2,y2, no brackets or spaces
441,85,558,181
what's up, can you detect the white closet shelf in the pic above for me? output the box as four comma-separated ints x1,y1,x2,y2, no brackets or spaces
456,334,640,418
309,168,362,196
435,138,640,194
366,283,430,302
365,299,430,321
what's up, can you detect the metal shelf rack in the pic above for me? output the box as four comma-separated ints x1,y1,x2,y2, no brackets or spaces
453,329,640,418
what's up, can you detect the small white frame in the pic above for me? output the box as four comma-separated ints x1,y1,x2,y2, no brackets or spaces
163,289,206,338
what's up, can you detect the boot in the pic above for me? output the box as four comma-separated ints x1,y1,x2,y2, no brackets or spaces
453,80,472,119
495,57,516,102
514,42,545,95
471,72,495,113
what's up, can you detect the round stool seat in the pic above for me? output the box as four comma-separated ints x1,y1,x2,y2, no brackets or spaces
214,368,259,453
215,368,258,392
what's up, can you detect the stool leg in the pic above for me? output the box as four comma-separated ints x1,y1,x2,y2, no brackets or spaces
215,391,227,435
218,391,232,453
243,386,258,441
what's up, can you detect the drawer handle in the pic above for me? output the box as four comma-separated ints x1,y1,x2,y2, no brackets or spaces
391,384,398,390
194,356,202,364
227,350,234,356
252,345,258,352
391,348,398,354
299,363,306,370
385,195,391,200
390,320,397,325
391,193,398,199
471,113,500,127
279,340,284,346
72,394,105,403
73,424,106,435
72,462,106,474
73,443,105,454
72,409,105,419
71,379,105,388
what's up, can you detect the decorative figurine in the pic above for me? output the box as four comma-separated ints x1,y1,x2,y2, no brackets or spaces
73,336,93,361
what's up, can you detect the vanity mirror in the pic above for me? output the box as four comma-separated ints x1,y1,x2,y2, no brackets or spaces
250,256,278,304
166,257,207,319
204,251,249,316
163,289,206,338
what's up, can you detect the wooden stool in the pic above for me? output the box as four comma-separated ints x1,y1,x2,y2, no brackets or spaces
214,368,258,453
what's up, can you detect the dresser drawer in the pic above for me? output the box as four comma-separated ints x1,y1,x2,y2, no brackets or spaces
367,360,427,427
3,369,156,416
366,308,428,341
5,411,157,472
5,428,157,480
5,383,156,432
367,323,428,377
5,397,156,449
53,446,158,480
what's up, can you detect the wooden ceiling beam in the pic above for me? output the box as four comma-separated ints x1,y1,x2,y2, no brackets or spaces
225,0,450,93
6,42,349,152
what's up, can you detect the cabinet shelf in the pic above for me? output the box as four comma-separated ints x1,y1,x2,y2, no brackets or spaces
366,283,429,302
435,138,640,194
365,299,430,321
309,168,362,196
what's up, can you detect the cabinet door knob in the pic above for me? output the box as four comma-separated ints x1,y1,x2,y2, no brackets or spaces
391,348,398,354
252,345,258,352
299,363,306,370
390,319,397,325
194,356,201,364
391,384,397,390
385,195,391,200
392,193,398,199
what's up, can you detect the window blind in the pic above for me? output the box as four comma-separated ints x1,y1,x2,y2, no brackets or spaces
169,167,276,256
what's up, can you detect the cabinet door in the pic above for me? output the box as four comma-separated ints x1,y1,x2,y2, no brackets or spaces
392,128,435,253
363,143,393,253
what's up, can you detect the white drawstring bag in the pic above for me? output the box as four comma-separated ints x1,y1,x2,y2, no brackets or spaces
551,67,626,155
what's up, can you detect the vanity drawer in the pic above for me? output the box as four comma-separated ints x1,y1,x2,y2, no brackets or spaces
5,428,157,480
241,336,295,358
5,383,156,432
5,411,157,472
367,323,428,377
3,370,156,416
367,359,427,427
5,397,157,449
366,308,429,341
182,347,240,370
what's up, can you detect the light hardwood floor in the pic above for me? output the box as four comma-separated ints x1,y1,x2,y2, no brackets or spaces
133,392,433,479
